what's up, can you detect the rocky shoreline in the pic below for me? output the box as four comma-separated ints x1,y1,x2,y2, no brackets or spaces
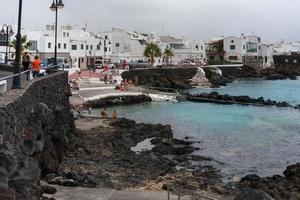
122,66,299,90
236,163,300,200
37,114,300,200
184,91,300,110
39,116,300,200
85,94,152,108
41,117,229,199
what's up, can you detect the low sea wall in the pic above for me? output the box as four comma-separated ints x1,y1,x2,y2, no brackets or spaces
0,72,74,200
122,67,198,89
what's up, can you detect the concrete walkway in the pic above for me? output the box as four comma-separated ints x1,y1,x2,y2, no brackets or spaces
44,185,194,200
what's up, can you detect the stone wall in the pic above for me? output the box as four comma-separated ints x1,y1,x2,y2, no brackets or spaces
0,72,74,200
122,67,198,89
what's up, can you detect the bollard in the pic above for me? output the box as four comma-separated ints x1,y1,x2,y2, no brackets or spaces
167,187,170,200
178,192,180,200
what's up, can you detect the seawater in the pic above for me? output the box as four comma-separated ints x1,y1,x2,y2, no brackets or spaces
93,79,300,179
188,78,300,106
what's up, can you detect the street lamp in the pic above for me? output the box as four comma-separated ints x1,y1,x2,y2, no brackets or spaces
50,0,64,67
12,0,23,89
1,25,14,64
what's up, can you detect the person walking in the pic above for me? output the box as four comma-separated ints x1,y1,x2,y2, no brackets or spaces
31,56,41,79
22,52,31,80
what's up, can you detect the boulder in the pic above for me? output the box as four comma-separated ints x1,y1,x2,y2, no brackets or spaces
41,185,57,194
234,189,274,200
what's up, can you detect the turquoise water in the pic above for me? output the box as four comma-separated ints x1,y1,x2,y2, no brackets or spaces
188,78,300,105
98,102,300,179
92,79,300,179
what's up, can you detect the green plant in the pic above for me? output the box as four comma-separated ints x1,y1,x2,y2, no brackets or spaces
10,35,31,57
163,48,174,65
144,42,162,66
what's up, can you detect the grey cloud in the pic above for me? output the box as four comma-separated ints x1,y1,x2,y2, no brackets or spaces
0,0,300,42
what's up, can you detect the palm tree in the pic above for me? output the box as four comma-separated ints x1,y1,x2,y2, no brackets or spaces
163,48,174,65
10,35,31,59
144,42,162,66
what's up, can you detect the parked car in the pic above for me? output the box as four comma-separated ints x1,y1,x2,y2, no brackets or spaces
181,60,196,66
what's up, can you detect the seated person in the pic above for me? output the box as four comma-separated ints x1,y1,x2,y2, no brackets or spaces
112,110,118,119
100,108,108,118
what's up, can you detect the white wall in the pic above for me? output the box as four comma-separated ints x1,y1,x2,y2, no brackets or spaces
261,44,274,68
224,36,243,62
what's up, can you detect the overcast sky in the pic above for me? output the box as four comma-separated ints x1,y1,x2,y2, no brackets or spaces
1,0,299,42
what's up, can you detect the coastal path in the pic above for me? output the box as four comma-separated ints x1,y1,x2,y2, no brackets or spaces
44,184,224,200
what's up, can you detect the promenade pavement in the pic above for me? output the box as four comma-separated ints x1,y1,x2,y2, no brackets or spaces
44,184,194,200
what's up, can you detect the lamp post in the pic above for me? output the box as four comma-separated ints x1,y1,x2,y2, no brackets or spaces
12,0,23,89
50,0,64,67
0,25,14,64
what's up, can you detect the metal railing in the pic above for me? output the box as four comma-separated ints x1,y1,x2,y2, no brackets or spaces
0,66,62,93
166,185,221,200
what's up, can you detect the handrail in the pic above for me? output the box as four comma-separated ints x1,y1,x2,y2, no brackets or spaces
166,185,221,200
0,69,31,81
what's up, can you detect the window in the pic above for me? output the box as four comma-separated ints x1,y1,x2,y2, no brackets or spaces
97,45,100,50
29,40,37,51
64,43,67,49
71,45,77,50
81,58,84,62
230,45,235,52
265,56,268,63
90,45,93,50
48,42,51,49
104,47,108,52
86,45,89,50
58,43,61,49
109,47,111,52
0,33,8,46
81,44,84,50
243,45,246,50
115,43,120,47
231,40,234,43
105,35,108,39
201,46,203,50
63,33,66,37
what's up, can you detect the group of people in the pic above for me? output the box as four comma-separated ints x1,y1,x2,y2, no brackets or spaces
115,77,138,91
100,108,118,119
103,74,117,84
73,104,118,119
69,79,80,90
22,52,42,79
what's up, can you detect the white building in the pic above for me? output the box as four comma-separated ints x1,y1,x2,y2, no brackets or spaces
1,24,207,68
221,34,273,68
103,28,147,64
152,35,206,66
273,41,300,55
